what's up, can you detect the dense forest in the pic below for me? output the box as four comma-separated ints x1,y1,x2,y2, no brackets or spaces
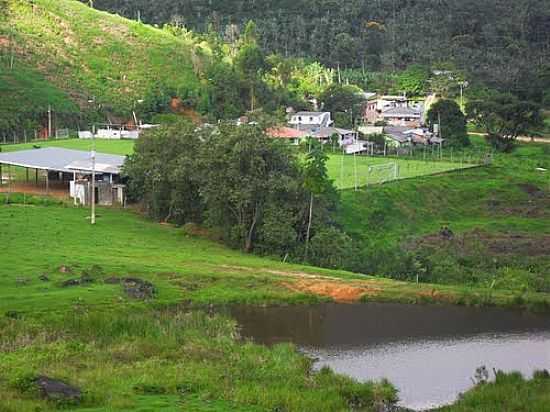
85,0,550,101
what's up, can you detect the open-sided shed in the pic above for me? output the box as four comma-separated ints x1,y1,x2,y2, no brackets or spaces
0,147,126,205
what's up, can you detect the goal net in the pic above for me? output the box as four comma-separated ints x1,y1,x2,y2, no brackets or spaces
366,162,399,185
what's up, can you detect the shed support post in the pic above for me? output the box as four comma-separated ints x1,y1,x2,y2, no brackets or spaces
73,171,77,206
26,168,29,182
45,171,49,195
35,169,38,185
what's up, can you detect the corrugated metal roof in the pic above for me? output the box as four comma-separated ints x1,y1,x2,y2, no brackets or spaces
381,107,421,117
0,147,126,175
293,111,330,117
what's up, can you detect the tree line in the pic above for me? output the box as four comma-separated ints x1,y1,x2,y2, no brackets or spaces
85,0,550,104
124,120,354,267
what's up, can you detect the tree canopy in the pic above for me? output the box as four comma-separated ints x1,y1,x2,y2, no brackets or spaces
467,93,543,151
86,0,550,103
427,99,470,147
124,121,338,258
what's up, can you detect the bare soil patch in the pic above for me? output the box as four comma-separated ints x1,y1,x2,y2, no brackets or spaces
283,279,382,303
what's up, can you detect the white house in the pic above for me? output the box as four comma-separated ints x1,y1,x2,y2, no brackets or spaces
289,112,333,129
364,95,422,125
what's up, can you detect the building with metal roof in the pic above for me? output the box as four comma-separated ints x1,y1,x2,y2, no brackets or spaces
0,147,125,175
0,147,126,206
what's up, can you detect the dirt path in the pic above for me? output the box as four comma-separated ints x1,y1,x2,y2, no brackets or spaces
219,264,384,303
470,132,550,144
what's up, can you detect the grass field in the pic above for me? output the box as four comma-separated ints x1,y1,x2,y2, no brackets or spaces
5,197,544,411
1,0,205,131
2,195,550,411
1,138,135,156
2,136,550,410
336,137,550,292
326,154,477,189
439,371,550,412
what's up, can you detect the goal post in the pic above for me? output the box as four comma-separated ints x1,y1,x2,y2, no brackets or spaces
366,162,399,185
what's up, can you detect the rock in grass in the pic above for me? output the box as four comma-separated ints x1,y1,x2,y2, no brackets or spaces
104,276,122,284
122,278,155,300
58,265,73,274
34,376,81,403
61,275,95,288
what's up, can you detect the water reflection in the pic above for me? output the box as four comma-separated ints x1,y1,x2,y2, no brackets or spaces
230,303,550,409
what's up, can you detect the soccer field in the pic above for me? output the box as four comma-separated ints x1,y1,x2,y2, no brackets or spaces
2,139,476,190
326,154,476,190
1,138,135,156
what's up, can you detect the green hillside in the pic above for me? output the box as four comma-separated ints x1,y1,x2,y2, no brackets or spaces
3,193,550,411
337,137,550,293
0,0,205,133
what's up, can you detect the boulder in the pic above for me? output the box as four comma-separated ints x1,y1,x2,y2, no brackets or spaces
34,376,81,403
122,278,155,300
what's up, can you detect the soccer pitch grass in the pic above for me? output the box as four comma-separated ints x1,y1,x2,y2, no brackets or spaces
326,154,477,190
1,138,135,156
2,139,475,189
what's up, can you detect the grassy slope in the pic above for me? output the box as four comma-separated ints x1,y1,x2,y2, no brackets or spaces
0,66,77,118
2,139,550,409
0,199,404,411
337,137,550,288
439,372,550,412
1,0,203,118
2,198,550,411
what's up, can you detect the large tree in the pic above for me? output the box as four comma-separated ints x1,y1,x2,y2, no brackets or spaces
467,93,543,151
427,99,470,147
234,21,268,111
123,120,204,223
302,139,335,259
199,123,304,252
319,84,365,127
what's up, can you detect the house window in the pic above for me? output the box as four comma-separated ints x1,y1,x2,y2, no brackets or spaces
405,118,411,121
309,117,313,121
298,116,302,121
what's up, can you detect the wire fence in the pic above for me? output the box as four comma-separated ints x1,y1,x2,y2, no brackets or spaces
0,129,78,146
331,148,492,191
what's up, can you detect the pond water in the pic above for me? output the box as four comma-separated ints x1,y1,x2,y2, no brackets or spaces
230,303,550,410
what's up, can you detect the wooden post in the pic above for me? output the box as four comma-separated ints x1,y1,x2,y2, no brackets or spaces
26,168,29,182
35,168,38,185
45,171,49,195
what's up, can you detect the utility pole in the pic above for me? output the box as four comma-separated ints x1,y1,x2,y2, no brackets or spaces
48,104,52,138
353,152,358,191
91,124,96,225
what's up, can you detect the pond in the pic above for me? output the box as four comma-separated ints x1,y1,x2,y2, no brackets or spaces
230,302,550,410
